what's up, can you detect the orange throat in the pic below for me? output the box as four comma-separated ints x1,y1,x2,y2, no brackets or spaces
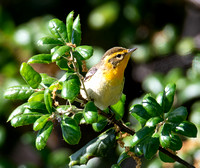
103,55,130,82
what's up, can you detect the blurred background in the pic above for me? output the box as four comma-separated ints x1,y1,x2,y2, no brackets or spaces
1,0,200,167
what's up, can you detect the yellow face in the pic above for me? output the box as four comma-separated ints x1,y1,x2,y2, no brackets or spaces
102,47,135,81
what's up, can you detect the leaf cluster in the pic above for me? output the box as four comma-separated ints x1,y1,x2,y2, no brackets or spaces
126,83,198,162
4,11,95,151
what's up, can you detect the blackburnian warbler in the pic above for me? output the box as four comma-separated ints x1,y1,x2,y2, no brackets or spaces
81,47,137,110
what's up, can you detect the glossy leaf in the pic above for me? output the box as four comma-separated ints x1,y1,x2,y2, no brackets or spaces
51,46,60,54
66,11,74,42
48,19,68,43
175,121,197,137
69,129,116,166
40,73,57,87
168,134,182,151
4,85,35,100
142,94,163,117
7,103,29,121
130,104,151,126
56,57,70,71
117,152,129,165
61,117,81,145
73,112,83,124
110,94,126,120
156,83,176,113
159,151,175,163
37,36,63,45
61,73,80,100
33,114,51,131
160,123,172,148
167,106,188,123
52,45,71,62
83,101,98,124
75,46,93,60
8,101,48,121
143,137,160,160
11,112,43,127
133,143,143,156
92,118,108,132
145,117,163,127
71,15,81,46
26,101,48,113
131,126,155,147
36,121,53,150
44,88,52,113
28,54,52,64
20,62,42,89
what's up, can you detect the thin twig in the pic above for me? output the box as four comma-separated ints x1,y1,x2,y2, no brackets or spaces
69,50,90,100
98,109,195,168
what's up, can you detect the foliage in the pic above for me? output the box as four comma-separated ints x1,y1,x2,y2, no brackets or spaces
3,11,198,168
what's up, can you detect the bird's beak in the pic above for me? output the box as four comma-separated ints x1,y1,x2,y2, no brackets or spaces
128,48,137,53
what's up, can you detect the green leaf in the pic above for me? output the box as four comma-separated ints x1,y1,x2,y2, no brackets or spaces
48,19,68,43
33,114,51,131
52,45,71,62
156,83,176,113
133,143,143,156
160,123,172,148
159,151,175,163
51,46,61,54
167,106,188,123
61,73,80,100
83,101,98,124
168,134,182,151
143,137,160,160
4,85,35,100
61,117,81,145
175,121,197,137
131,126,155,147
40,73,57,87
145,117,163,127
28,54,52,64
117,151,129,165
26,101,48,113
69,129,116,166
130,104,151,126
7,103,29,121
11,112,43,127
8,101,48,122
66,11,74,42
92,118,108,132
36,121,53,150
73,112,83,124
56,57,71,71
142,94,163,117
37,36,63,45
72,15,81,46
20,62,42,89
44,88,52,113
75,46,93,60
110,94,126,120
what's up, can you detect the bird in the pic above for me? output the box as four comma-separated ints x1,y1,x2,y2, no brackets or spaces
81,47,137,110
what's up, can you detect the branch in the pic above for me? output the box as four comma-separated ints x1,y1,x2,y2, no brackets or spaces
98,109,195,168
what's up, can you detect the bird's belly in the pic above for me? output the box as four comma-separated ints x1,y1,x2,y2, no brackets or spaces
83,76,124,110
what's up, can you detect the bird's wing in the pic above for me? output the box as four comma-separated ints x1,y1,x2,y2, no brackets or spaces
84,64,100,81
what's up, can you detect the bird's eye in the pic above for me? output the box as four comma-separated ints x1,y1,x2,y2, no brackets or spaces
116,54,122,58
